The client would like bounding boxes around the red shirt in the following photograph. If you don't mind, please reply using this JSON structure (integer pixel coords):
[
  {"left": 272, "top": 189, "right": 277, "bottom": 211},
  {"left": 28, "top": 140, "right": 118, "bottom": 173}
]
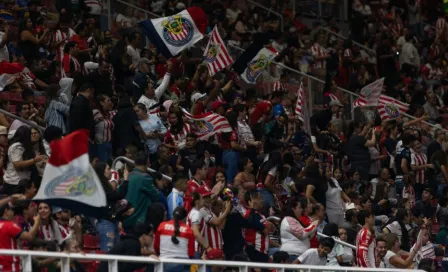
[
  {"left": 217, "top": 130, "right": 238, "bottom": 150},
  {"left": 243, "top": 209, "right": 269, "bottom": 254},
  {"left": 300, "top": 215, "right": 318, "bottom": 248},
  {"left": 0, "top": 219, "right": 23, "bottom": 271},
  {"left": 154, "top": 220, "right": 195, "bottom": 258},
  {"left": 69, "top": 35, "right": 88, "bottom": 50}
]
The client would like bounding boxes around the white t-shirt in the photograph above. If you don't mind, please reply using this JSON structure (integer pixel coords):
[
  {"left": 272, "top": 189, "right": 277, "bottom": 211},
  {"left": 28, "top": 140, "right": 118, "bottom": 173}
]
[
  {"left": 326, "top": 236, "right": 344, "bottom": 266},
  {"left": 127, "top": 45, "right": 140, "bottom": 65},
  {"left": 383, "top": 250, "right": 397, "bottom": 268},
  {"left": 3, "top": 143, "right": 32, "bottom": 185},
  {"left": 298, "top": 248, "right": 327, "bottom": 266},
  {"left": 0, "top": 32, "right": 9, "bottom": 62}
]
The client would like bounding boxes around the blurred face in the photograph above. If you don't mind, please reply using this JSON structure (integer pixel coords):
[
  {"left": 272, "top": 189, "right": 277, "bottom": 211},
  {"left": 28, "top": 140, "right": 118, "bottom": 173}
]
[
  {"left": 215, "top": 172, "right": 225, "bottom": 184},
  {"left": 38, "top": 203, "right": 51, "bottom": 220},
  {"left": 413, "top": 140, "right": 421, "bottom": 152},
  {"left": 177, "top": 178, "right": 188, "bottom": 192},
  {"left": 353, "top": 171, "right": 360, "bottom": 181},
  {"left": 26, "top": 19, "right": 32, "bottom": 29},
  {"left": 3, "top": 207, "right": 14, "bottom": 220},
  {"left": 317, "top": 245, "right": 332, "bottom": 257},
  {"left": 168, "top": 113, "right": 178, "bottom": 125},
  {"left": 133, "top": 106, "right": 147, "bottom": 119},
  {"left": 334, "top": 169, "right": 342, "bottom": 180},
  {"left": 26, "top": 182, "right": 37, "bottom": 198},
  {"left": 380, "top": 168, "right": 390, "bottom": 181},
  {"left": 197, "top": 166, "right": 207, "bottom": 180},
  {"left": 422, "top": 190, "right": 431, "bottom": 202},
  {"left": 20, "top": 104, "right": 31, "bottom": 118},
  {"left": 362, "top": 199, "right": 372, "bottom": 211},
  {"left": 293, "top": 203, "right": 303, "bottom": 219},
  {"left": 245, "top": 159, "right": 253, "bottom": 172},
  {"left": 159, "top": 147, "right": 170, "bottom": 162},
  {"left": 185, "top": 136, "right": 196, "bottom": 149},
  {"left": 377, "top": 241, "right": 387, "bottom": 258},
  {"left": 101, "top": 96, "right": 113, "bottom": 111},
  {"left": 104, "top": 164, "right": 112, "bottom": 180},
  {"left": 57, "top": 210, "right": 71, "bottom": 221},
  {"left": 99, "top": 62, "right": 110, "bottom": 75},
  {"left": 0, "top": 134, "right": 9, "bottom": 146},
  {"left": 251, "top": 193, "right": 263, "bottom": 210},
  {"left": 338, "top": 228, "right": 347, "bottom": 241},
  {"left": 139, "top": 63, "right": 149, "bottom": 74},
  {"left": 67, "top": 240, "right": 81, "bottom": 253},
  {"left": 422, "top": 231, "right": 430, "bottom": 244},
  {"left": 317, "top": 205, "right": 325, "bottom": 219}
]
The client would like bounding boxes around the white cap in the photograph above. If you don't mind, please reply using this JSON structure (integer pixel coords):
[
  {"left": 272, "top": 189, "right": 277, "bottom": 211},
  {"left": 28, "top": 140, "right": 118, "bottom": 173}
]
[{"left": 191, "top": 93, "right": 206, "bottom": 103}]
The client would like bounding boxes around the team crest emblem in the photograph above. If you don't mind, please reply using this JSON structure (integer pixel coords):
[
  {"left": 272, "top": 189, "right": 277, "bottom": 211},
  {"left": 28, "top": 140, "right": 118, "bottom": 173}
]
[
  {"left": 204, "top": 44, "right": 220, "bottom": 63},
  {"left": 44, "top": 166, "right": 97, "bottom": 197},
  {"left": 384, "top": 103, "right": 400, "bottom": 119},
  {"left": 246, "top": 54, "right": 275, "bottom": 83},
  {"left": 161, "top": 15, "right": 194, "bottom": 47},
  {"left": 193, "top": 120, "right": 214, "bottom": 133}
]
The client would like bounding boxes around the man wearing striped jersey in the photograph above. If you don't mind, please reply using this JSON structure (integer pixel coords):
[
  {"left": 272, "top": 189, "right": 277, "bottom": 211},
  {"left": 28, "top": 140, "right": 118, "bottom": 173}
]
[{"left": 356, "top": 210, "right": 376, "bottom": 268}]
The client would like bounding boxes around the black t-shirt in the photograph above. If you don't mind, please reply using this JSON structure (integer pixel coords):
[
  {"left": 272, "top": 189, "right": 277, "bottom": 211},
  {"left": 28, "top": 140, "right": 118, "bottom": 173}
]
[
  {"left": 395, "top": 146, "right": 411, "bottom": 176},
  {"left": 426, "top": 141, "right": 442, "bottom": 162},
  {"left": 178, "top": 147, "right": 204, "bottom": 175},
  {"left": 346, "top": 135, "right": 370, "bottom": 166}
]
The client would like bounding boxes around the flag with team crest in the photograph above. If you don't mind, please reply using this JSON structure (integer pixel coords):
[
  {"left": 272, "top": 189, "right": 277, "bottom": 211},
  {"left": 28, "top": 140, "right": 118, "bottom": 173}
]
[
  {"left": 140, "top": 7, "right": 208, "bottom": 59},
  {"left": 203, "top": 26, "right": 233, "bottom": 76}
]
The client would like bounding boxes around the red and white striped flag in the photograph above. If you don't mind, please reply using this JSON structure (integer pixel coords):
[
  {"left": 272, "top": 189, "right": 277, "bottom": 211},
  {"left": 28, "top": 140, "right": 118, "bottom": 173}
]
[
  {"left": 203, "top": 26, "right": 234, "bottom": 76},
  {"left": 377, "top": 94, "right": 409, "bottom": 120},
  {"left": 295, "top": 83, "right": 305, "bottom": 121},
  {"left": 0, "top": 61, "right": 24, "bottom": 91},
  {"left": 181, "top": 108, "right": 232, "bottom": 139},
  {"left": 272, "top": 81, "right": 284, "bottom": 92},
  {"left": 352, "top": 78, "right": 384, "bottom": 108}
]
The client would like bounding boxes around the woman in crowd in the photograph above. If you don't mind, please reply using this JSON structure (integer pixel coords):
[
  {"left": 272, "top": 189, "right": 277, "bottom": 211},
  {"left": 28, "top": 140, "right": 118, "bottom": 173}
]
[
  {"left": 92, "top": 95, "right": 115, "bottom": 162},
  {"left": 381, "top": 233, "right": 420, "bottom": 268},
  {"left": 234, "top": 157, "right": 256, "bottom": 190},
  {"left": 134, "top": 103, "right": 167, "bottom": 162},
  {"left": 257, "top": 151, "right": 283, "bottom": 209},
  {"left": 163, "top": 110, "right": 191, "bottom": 154},
  {"left": 382, "top": 208, "right": 412, "bottom": 252},
  {"left": 279, "top": 198, "right": 318, "bottom": 260},
  {"left": 3, "top": 126, "right": 46, "bottom": 194},
  {"left": 338, "top": 227, "right": 353, "bottom": 266},
  {"left": 155, "top": 207, "right": 194, "bottom": 272},
  {"left": 44, "top": 84, "right": 70, "bottom": 134},
  {"left": 0, "top": 100, "right": 11, "bottom": 128},
  {"left": 326, "top": 168, "right": 349, "bottom": 226},
  {"left": 18, "top": 18, "right": 50, "bottom": 65},
  {"left": 30, "top": 127, "right": 48, "bottom": 184}
]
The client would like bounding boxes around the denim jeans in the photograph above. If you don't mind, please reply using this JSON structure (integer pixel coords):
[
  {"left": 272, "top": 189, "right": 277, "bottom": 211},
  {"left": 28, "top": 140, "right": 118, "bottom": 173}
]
[
  {"left": 90, "top": 142, "right": 112, "bottom": 163},
  {"left": 96, "top": 219, "right": 119, "bottom": 252},
  {"left": 258, "top": 188, "right": 275, "bottom": 210},
  {"left": 222, "top": 150, "right": 239, "bottom": 183}
]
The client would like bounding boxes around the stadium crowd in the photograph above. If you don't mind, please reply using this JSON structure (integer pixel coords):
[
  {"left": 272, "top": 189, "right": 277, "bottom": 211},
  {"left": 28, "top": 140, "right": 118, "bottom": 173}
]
[{"left": 0, "top": 0, "right": 448, "bottom": 271}]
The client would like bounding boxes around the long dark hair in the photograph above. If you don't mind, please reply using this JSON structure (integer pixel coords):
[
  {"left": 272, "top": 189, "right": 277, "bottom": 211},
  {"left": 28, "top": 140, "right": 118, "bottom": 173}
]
[
  {"left": 93, "top": 162, "right": 111, "bottom": 188},
  {"left": 259, "top": 151, "right": 283, "bottom": 176},
  {"left": 4, "top": 126, "right": 34, "bottom": 169},
  {"left": 171, "top": 207, "right": 187, "bottom": 245},
  {"left": 168, "top": 111, "right": 184, "bottom": 134},
  {"left": 31, "top": 128, "right": 47, "bottom": 157},
  {"left": 395, "top": 208, "right": 410, "bottom": 251},
  {"left": 145, "top": 203, "right": 166, "bottom": 232},
  {"left": 323, "top": 222, "right": 339, "bottom": 237}
]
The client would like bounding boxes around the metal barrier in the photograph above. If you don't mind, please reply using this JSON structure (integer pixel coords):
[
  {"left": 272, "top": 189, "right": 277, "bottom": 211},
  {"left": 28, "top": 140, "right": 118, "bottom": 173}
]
[
  {"left": 0, "top": 249, "right": 423, "bottom": 272},
  {"left": 318, "top": 27, "right": 376, "bottom": 55},
  {"left": 0, "top": 108, "right": 45, "bottom": 131},
  {"left": 247, "top": 0, "right": 284, "bottom": 32}
]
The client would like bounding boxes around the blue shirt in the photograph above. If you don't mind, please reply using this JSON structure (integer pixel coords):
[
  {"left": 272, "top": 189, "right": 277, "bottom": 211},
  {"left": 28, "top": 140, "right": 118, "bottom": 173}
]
[
  {"left": 167, "top": 188, "right": 184, "bottom": 220},
  {"left": 138, "top": 114, "right": 167, "bottom": 154},
  {"left": 273, "top": 103, "right": 285, "bottom": 117}
]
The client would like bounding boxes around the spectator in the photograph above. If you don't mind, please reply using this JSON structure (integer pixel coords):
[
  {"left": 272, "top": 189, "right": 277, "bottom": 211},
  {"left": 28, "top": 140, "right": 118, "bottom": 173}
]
[
  {"left": 8, "top": 102, "right": 37, "bottom": 135},
  {"left": 356, "top": 210, "right": 376, "bottom": 268},
  {"left": 44, "top": 84, "right": 70, "bottom": 134},
  {"left": 88, "top": 60, "right": 113, "bottom": 97},
  {"left": 3, "top": 126, "right": 46, "bottom": 194},
  {"left": 92, "top": 94, "right": 115, "bottom": 162},
  {"left": 380, "top": 232, "right": 420, "bottom": 268},
  {"left": 137, "top": 60, "right": 172, "bottom": 111},
  {"left": 322, "top": 223, "right": 344, "bottom": 266},
  {"left": 167, "top": 173, "right": 188, "bottom": 220},
  {"left": 97, "top": 223, "right": 155, "bottom": 272},
  {"left": 184, "top": 159, "right": 210, "bottom": 213},
  {"left": 123, "top": 151, "right": 160, "bottom": 231},
  {"left": 293, "top": 237, "right": 335, "bottom": 265},
  {"left": 68, "top": 83, "right": 94, "bottom": 133},
  {"left": 338, "top": 227, "right": 353, "bottom": 266}
]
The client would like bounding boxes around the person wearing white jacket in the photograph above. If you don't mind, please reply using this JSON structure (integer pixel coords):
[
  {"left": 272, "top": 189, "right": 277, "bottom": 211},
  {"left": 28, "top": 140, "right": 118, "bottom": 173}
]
[
  {"left": 137, "top": 60, "right": 172, "bottom": 112},
  {"left": 280, "top": 198, "right": 319, "bottom": 261}
]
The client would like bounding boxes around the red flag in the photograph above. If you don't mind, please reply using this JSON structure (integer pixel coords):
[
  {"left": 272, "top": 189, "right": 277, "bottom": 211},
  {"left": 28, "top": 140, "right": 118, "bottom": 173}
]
[
  {"left": 352, "top": 78, "right": 384, "bottom": 108},
  {"left": 295, "top": 83, "right": 305, "bottom": 121},
  {"left": 203, "top": 26, "right": 234, "bottom": 76},
  {"left": 0, "top": 61, "right": 24, "bottom": 91},
  {"left": 182, "top": 108, "right": 232, "bottom": 139}
]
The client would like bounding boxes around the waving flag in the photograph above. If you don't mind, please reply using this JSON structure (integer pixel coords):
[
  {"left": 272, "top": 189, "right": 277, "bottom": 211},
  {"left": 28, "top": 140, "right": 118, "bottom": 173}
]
[
  {"left": 203, "top": 26, "right": 233, "bottom": 76},
  {"left": 352, "top": 78, "right": 384, "bottom": 108},
  {"left": 33, "top": 130, "right": 106, "bottom": 217},
  {"left": 181, "top": 108, "right": 232, "bottom": 139},
  {"left": 295, "top": 83, "right": 305, "bottom": 121},
  {"left": 377, "top": 94, "right": 410, "bottom": 120},
  {"left": 0, "top": 61, "right": 24, "bottom": 91},
  {"left": 140, "top": 7, "right": 207, "bottom": 59},
  {"left": 232, "top": 32, "right": 277, "bottom": 84}
]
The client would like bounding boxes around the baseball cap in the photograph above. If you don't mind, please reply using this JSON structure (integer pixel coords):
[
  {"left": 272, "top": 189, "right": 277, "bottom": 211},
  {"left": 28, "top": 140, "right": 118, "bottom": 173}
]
[
  {"left": 329, "top": 100, "right": 343, "bottom": 107},
  {"left": 211, "top": 100, "right": 226, "bottom": 111},
  {"left": 163, "top": 100, "right": 173, "bottom": 113},
  {"left": 0, "top": 126, "right": 7, "bottom": 136},
  {"left": 196, "top": 186, "right": 212, "bottom": 197},
  {"left": 137, "top": 58, "right": 152, "bottom": 66},
  {"left": 191, "top": 93, "right": 206, "bottom": 103},
  {"left": 52, "top": 206, "right": 62, "bottom": 214}
]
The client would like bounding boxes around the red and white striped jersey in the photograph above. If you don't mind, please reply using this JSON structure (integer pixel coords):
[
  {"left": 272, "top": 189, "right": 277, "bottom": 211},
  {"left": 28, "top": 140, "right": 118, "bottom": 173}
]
[
  {"left": 200, "top": 207, "right": 223, "bottom": 250},
  {"left": 403, "top": 185, "right": 415, "bottom": 208},
  {"left": 243, "top": 209, "right": 269, "bottom": 254},
  {"left": 164, "top": 123, "right": 192, "bottom": 151},
  {"left": 57, "top": 223, "right": 71, "bottom": 239},
  {"left": 311, "top": 43, "right": 328, "bottom": 69},
  {"left": 187, "top": 207, "right": 206, "bottom": 252},
  {"left": 53, "top": 29, "right": 76, "bottom": 62},
  {"left": 411, "top": 152, "right": 427, "bottom": 184},
  {"left": 356, "top": 227, "right": 376, "bottom": 268},
  {"left": 61, "top": 54, "right": 82, "bottom": 78},
  {"left": 422, "top": 63, "right": 443, "bottom": 80},
  {"left": 343, "top": 48, "right": 352, "bottom": 58},
  {"left": 154, "top": 220, "right": 195, "bottom": 259},
  {"left": 0, "top": 219, "right": 23, "bottom": 272},
  {"left": 38, "top": 224, "right": 55, "bottom": 242},
  {"left": 272, "top": 81, "right": 284, "bottom": 92},
  {"left": 19, "top": 67, "right": 36, "bottom": 90}
]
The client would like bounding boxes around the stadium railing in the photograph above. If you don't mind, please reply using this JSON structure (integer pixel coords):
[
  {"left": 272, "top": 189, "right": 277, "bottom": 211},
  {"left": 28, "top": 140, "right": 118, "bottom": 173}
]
[{"left": 0, "top": 249, "right": 423, "bottom": 272}]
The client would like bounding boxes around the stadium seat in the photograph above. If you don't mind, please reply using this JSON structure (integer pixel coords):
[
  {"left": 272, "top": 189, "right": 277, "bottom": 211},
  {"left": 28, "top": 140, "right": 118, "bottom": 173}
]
[{"left": 83, "top": 234, "right": 100, "bottom": 250}]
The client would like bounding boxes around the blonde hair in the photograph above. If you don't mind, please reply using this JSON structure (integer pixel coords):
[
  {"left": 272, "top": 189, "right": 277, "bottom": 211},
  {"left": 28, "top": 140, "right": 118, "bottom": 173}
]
[{"left": 383, "top": 233, "right": 399, "bottom": 250}]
